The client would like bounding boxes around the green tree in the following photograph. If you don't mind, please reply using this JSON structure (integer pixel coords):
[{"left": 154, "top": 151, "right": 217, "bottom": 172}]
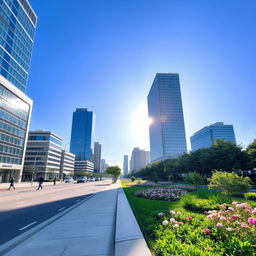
[
  {"left": 208, "top": 171, "right": 251, "bottom": 202},
  {"left": 183, "top": 172, "right": 206, "bottom": 185},
  {"left": 247, "top": 139, "right": 256, "bottom": 169},
  {"left": 131, "top": 176, "right": 136, "bottom": 182},
  {"left": 106, "top": 166, "right": 121, "bottom": 183}
]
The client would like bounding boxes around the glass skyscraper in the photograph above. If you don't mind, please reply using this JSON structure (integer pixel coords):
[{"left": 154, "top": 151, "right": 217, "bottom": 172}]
[
  {"left": 190, "top": 122, "right": 236, "bottom": 151},
  {"left": 148, "top": 73, "right": 187, "bottom": 162},
  {"left": 0, "top": 0, "right": 37, "bottom": 182},
  {"left": 70, "top": 108, "right": 94, "bottom": 161}
]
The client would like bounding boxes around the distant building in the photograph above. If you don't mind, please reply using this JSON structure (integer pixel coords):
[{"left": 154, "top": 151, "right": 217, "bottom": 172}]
[
  {"left": 74, "top": 160, "right": 94, "bottom": 174},
  {"left": 130, "top": 148, "right": 150, "bottom": 172},
  {"left": 70, "top": 108, "right": 94, "bottom": 161},
  {"left": 190, "top": 122, "right": 236, "bottom": 151},
  {"left": 93, "top": 142, "right": 101, "bottom": 173},
  {"left": 23, "top": 131, "right": 62, "bottom": 180},
  {"left": 0, "top": 0, "right": 37, "bottom": 182},
  {"left": 60, "top": 150, "right": 75, "bottom": 179},
  {"left": 148, "top": 73, "right": 187, "bottom": 162},
  {"left": 123, "top": 155, "right": 129, "bottom": 176},
  {"left": 100, "top": 159, "right": 108, "bottom": 173}
]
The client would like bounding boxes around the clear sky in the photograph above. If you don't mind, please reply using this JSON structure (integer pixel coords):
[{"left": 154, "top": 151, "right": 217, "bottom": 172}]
[{"left": 28, "top": 0, "right": 256, "bottom": 168}]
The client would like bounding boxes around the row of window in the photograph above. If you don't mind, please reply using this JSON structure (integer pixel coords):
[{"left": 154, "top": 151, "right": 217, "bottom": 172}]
[
  {"left": 0, "top": 119, "right": 25, "bottom": 137},
  {"left": 0, "top": 131, "right": 24, "bottom": 146},
  {"left": 0, "top": 66, "right": 24, "bottom": 91},
  {"left": 1, "top": 2, "right": 33, "bottom": 52},
  {"left": 0, "top": 143, "right": 22, "bottom": 155},
  {"left": 0, "top": 108, "right": 27, "bottom": 129},
  {"left": 0, "top": 154, "right": 21, "bottom": 164},
  {"left": 0, "top": 15, "right": 32, "bottom": 61},
  {"left": 5, "top": 0, "right": 36, "bottom": 38},
  {"left": 28, "top": 135, "right": 62, "bottom": 146}
]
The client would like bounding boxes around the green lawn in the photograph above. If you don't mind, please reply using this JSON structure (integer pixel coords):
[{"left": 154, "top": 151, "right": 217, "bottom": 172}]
[{"left": 121, "top": 180, "right": 256, "bottom": 255}]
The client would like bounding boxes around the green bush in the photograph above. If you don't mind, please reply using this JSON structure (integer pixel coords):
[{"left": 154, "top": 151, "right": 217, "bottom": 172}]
[
  {"left": 183, "top": 172, "right": 206, "bottom": 185},
  {"left": 244, "top": 192, "right": 256, "bottom": 200},
  {"left": 131, "top": 176, "right": 136, "bottom": 182}
]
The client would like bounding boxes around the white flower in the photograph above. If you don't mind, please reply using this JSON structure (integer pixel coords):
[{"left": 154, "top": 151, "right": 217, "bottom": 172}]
[
  {"left": 173, "top": 224, "right": 179, "bottom": 228},
  {"left": 228, "top": 207, "right": 234, "bottom": 211},
  {"left": 176, "top": 211, "right": 181, "bottom": 215},
  {"left": 226, "top": 227, "right": 233, "bottom": 231},
  {"left": 170, "top": 210, "right": 176, "bottom": 215},
  {"left": 162, "top": 220, "right": 169, "bottom": 226},
  {"left": 169, "top": 218, "right": 176, "bottom": 223}
]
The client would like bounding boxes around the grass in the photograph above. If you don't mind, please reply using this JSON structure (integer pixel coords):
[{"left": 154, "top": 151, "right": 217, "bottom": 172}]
[{"left": 121, "top": 179, "right": 256, "bottom": 255}]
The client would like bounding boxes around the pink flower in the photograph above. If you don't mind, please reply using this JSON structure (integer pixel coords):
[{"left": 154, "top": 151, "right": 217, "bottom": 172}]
[
  {"left": 169, "top": 218, "right": 176, "bottom": 223},
  {"left": 187, "top": 216, "right": 193, "bottom": 220},
  {"left": 241, "top": 223, "right": 250, "bottom": 228},
  {"left": 220, "top": 216, "right": 227, "bottom": 221},
  {"left": 252, "top": 208, "right": 256, "bottom": 214},
  {"left": 226, "top": 227, "right": 233, "bottom": 231},
  {"left": 202, "top": 228, "right": 211, "bottom": 234},
  {"left": 232, "top": 202, "right": 238, "bottom": 205},
  {"left": 248, "top": 217, "right": 256, "bottom": 225},
  {"left": 231, "top": 215, "right": 240, "bottom": 220},
  {"left": 216, "top": 223, "right": 223, "bottom": 228}
]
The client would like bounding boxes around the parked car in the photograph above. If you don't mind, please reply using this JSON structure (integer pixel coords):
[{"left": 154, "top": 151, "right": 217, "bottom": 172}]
[
  {"left": 88, "top": 177, "right": 95, "bottom": 182},
  {"left": 64, "top": 177, "right": 74, "bottom": 183},
  {"left": 77, "top": 176, "right": 87, "bottom": 183},
  {"left": 95, "top": 177, "right": 100, "bottom": 181}
]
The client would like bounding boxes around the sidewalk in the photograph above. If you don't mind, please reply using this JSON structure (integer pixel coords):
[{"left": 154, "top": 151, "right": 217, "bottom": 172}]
[
  {"left": 4, "top": 182, "right": 119, "bottom": 256},
  {"left": 0, "top": 182, "right": 62, "bottom": 190}
]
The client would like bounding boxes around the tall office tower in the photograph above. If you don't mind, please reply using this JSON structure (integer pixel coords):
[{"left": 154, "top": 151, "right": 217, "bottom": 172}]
[
  {"left": 148, "top": 73, "right": 187, "bottom": 162},
  {"left": 190, "top": 122, "right": 236, "bottom": 151},
  {"left": 23, "top": 131, "right": 62, "bottom": 180},
  {"left": 0, "top": 0, "right": 37, "bottom": 182},
  {"left": 123, "top": 155, "right": 129, "bottom": 176},
  {"left": 70, "top": 108, "right": 94, "bottom": 161},
  {"left": 130, "top": 147, "right": 150, "bottom": 172},
  {"left": 93, "top": 142, "right": 101, "bottom": 173},
  {"left": 100, "top": 159, "right": 108, "bottom": 173}
]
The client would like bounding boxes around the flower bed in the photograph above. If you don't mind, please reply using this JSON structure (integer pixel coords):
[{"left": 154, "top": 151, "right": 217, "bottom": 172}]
[
  {"left": 134, "top": 187, "right": 186, "bottom": 201},
  {"left": 155, "top": 202, "right": 256, "bottom": 255}
]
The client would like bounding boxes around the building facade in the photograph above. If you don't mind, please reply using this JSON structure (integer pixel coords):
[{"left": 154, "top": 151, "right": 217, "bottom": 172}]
[
  {"left": 123, "top": 155, "right": 128, "bottom": 176},
  {"left": 70, "top": 108, "right": 93, "bottom": 161},
  {"left": 60, "top": 150, "right": 75, "bottom": 179},
  {"left": 100, "top": 159, "right": 108, "bottom": 173},
  {"left": 74, "top": 160, "right": 94, "bottom": 175},
  {"left": 130, "top": 147, "right": 150, "bottom": 172},
  {"left": 190, "top": 122, "right": 236, "bottom": 151},
  {"left": 0, "top": 0, "right": 37, "bottom": 182},
  {"left": 93, "top": 142, "right": 101, "bottom": 173},
  {"left": 23, "top": 131, "right": 62, "bottom": 180},
  {"left": 148, "top": 73, "right": 187, "bottom": 162}
]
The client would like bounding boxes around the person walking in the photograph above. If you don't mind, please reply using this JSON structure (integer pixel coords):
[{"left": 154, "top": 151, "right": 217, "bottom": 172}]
[
  {"left": 8, "top": 177, "right": 15, "bottom": 190},
  {"left": 37, "top": 176, "right": 44, "bottom": 190},
  {"left": 53, "top": 177, "right": 56, "bottom": 186}
]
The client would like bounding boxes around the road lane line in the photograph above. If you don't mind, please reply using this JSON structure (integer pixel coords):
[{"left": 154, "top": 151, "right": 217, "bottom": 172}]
[
  {"left": 58, "top": 207, "right": 66, "bottom": 212},
  {"left": 19, "top": 221, "right": 37, "bottom": 231}
]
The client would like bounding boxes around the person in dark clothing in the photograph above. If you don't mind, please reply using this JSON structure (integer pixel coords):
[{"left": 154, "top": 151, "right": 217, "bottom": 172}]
[
  {"left": 53, "top": 177, "right": 56, "bottom": 186},
  {"left": 8, "top": 177, "right": 15, "bottom": 190},
  {"left": 37, "top": 176, "right": 44, "bottom": 190}
]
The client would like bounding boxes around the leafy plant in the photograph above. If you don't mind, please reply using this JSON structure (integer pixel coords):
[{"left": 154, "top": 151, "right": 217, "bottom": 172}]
[
  {"left": 244, "top": 192, "right": 256, "bottom": 200},
  {"left": 183, "top": 172, "right": 206, "bottom": 185},
  {"left": 131, "top": 176, "right": 136, "bottom": 182}
]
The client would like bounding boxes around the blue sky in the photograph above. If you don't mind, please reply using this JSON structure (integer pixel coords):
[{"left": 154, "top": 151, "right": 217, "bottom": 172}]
[{"left": 28, "top": 0, "right": 256, "bottom": 167}]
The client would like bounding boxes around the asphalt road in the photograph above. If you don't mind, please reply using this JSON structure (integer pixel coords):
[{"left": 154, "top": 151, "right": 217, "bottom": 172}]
[{"left": 0, "top": 180, "right": 110, "bottom": 245}]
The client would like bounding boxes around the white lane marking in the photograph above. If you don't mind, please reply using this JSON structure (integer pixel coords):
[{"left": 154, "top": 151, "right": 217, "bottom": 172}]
[
  {"left": 58, "top": 207, "right": 66, "bottom": 212},
  {"left": 19, "top": 221, "right": 37, "bottom": 231}
]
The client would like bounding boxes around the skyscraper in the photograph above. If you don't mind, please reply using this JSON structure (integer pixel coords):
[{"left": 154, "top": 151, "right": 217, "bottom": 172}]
[
  {"left": 148, "top": 73, "right": 187, "bottom": 162},
  {"left": 93, "top": 142, "right": 101, "bottom": 173},
  {"left": 123, "top": 155, "right": 128, "bottom": 176},
  {"left": 70, "top": 108, "right": 94, "bottom": 161},
  {"left": 130, "top": 147, "right": 150, "bottom": 172},
  {"left": 0, "top": 0, "right": 37, "bottom": 182},
  {"left": 190, "top": 122, "right": 236, "bottom": 151}
]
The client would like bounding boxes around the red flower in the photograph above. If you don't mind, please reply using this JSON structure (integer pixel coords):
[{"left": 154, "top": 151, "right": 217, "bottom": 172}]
[{"left": 187, "top": 216, "right": 193, "bottom": 220}]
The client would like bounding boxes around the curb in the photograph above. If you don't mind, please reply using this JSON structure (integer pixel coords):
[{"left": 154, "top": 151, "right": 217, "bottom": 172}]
[
  {"left": 115, "top": 185, "right": 152, "bottom": 256},
  {"left": 0, "top": 193, "right": 95, "bottom": 256}
]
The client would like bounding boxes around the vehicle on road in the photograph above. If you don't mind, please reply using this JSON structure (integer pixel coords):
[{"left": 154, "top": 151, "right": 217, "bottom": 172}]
[
  {"left": 64, "top": 177, "right": 74, "bottom": 183},
  {"left": 95, "top": 177, "right": 100, "bottom": 181},
  {"left": 88, "top": 177, "right": 95, "bottom": 182},
  {"left": 77, "top": 176, "right": 87, "bottom": 183}
]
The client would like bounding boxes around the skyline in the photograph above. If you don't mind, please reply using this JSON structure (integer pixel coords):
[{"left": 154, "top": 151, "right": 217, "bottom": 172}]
[{"left": 27, "top": 0, "right": 256, "bottom": 167}]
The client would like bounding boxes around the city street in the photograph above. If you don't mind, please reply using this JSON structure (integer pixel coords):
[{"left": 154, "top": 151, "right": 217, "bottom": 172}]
[{"left": 0, "top": 180, "right": 111, "bottom": 245}]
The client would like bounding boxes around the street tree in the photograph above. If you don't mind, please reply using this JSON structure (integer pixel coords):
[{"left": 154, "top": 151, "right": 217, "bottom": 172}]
[{"left": 106, "top": 166, "right": 121, "bottom": 183}]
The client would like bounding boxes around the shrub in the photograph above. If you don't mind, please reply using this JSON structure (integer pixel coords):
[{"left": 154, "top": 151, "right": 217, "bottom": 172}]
[
  {"left": 183, "top": 172, "right": 206, "bottom": 185},
  {"left": 169, "top": 184, "right": 197, "bottom": 192},
  {"left": 244, "top": 192, "right": 256, "bottom": 200},
  {"left": 136, "top": 177, "right": 142, "bottom": 184},
  {"left": 131, "top": 176, "right": 136, "bottom": 182},
  {"left": 208, "top": 171, "right": 251, "bottom": 201},
  {"left": 134, "top": 187, "right": 186, "bottom": 201}
]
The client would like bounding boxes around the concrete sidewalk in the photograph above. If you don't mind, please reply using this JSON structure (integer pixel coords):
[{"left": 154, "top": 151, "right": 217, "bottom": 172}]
[{"left": 4, "top": 182, "right": 119, "bottom": 256}]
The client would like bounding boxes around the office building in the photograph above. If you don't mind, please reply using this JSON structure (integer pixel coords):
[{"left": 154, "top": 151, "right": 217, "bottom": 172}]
[
  {"left": 123, "top": 155, "right": 128, "bottom": 175},
  {"left": 100, "top": 159, "right": 108, "bottom": 173},
  {"left": 148, "top": 73, "right": 187, "bottom": 162},
  {"left": 70, "top": 108, "right": 93, "bottom": 161},
  {"left": 130, "top": 147, "right": 150, "bottom": 172},
  {"left": 93, "top": 142, "right": 101, "bottom": 173},
  {"left": 74, "top": 160, "right": 94, "bottom": 174},
  {"left": 60, "top": 150, "right": 75, "bottom": 179},
  {"left": 23, "top": 130, "right": 62, "bottom": 180},
  {"left": 190, "top": 122, "right": 236, "bottom": 151},
  {"left": 0, "top": 0, "right": 37, "bottom": 182}
]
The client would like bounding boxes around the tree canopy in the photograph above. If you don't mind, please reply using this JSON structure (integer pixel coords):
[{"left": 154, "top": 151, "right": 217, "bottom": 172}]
[{"left": 106, "top": 166, "right": 121, "bottom": 183}]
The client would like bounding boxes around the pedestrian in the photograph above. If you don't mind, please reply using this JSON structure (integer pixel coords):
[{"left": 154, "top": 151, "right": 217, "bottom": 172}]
[
  {"left": 37, "top": 176, "right": 44, "bottom": 190},
  {"left": 8, "top": 177, "right": 15, "bottom": 190},
  {"left": 53, "top": 177, "right": 56, "bottom": 186}
]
